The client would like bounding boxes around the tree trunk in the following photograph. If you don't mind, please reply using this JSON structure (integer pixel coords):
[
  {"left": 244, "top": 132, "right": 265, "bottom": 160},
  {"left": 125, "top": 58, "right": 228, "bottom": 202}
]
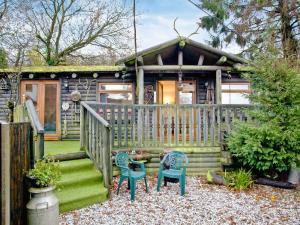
[{"left": 279, "top": 0, "right": 298, "bottom": 58}]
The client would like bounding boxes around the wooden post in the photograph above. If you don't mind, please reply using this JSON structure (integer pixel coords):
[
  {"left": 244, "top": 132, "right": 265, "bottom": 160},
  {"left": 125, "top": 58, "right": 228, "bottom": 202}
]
[
  {"left": 178, "top": 51, "right": 183, "bottom": 66},
  {"left": 157, "top": 54, "right": 163, "bottom": 65},
  {"left": 80, "top": 104, "right": 86, "bottom": 150},
  {"left": 1, "top": 122, "right": 10, "bottom": 225},
  {"left": 216, "top": 69, "right": 222, "bottom": 104},
  {"left": 198, "top": 55, "right": 204, "bottom": 65},
  {"left": 137, "top": 68, "right": 144, "bottom": 146}
]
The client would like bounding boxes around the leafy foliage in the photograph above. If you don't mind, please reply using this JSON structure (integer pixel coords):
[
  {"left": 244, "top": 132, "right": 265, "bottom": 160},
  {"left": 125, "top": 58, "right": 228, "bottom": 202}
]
[
  {"left": 224, "top": 169, "right": 253, "bottom": 190},
  {"left": 190, "top": 0, "right": 300, "bottom": 58},
  {"left": 28, "top": 159, "right": 61, "bottom": 188},
  {"left": 227, "top": 58, "right": 300, "bottom": 176}
]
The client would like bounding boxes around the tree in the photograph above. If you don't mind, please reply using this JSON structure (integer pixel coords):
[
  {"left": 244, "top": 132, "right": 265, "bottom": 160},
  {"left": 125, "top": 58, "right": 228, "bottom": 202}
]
[
  {"left": 24, "top": 0, "right": 132, "bottom": 66},
  {"left": 0, "top": 48, "right": 8, "bottom": 68},
  {"left": 188, "top": 0, "right": 300, "bottom": 59},
  {"left": 227, "top": 58, "right": 300, "bottom": 177}
]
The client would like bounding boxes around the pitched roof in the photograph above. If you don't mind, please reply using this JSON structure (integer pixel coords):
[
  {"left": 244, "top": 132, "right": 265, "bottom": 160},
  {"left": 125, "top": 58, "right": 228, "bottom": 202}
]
[{"left": 116, "top": 37, "right": 247, "bottom": 66}]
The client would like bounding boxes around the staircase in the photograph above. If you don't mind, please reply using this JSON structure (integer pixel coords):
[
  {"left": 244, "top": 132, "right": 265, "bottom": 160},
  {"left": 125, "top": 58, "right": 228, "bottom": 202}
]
[{"left": 55, "top": 158, "right": 108, "bottom": 213}]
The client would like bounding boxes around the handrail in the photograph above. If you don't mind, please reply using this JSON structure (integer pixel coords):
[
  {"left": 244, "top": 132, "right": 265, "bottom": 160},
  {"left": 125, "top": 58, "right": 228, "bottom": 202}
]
[
  {"left": 80, "top": 101, "right": 112, "bottom": 189},
  {"left": 81, "top": 102, "right": 110, "bottom": 127},
  {"left": 25, "top": 100, "right": 44, "bottom": 159}
]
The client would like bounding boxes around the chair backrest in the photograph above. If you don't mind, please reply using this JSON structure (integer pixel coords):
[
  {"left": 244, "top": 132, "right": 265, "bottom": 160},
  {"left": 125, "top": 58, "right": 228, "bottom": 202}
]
[
  {"left": 163, "top": 151, "right": 188, "bottom": 170},
  {"left": 115, "top": 152, "right": 129, "bottom": 173}
]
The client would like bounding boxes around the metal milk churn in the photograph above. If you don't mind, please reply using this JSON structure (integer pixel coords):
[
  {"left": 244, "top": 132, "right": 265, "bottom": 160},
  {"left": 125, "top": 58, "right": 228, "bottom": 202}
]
[{"left": 26, "top": 186, "right": 59, "bottom": 225}]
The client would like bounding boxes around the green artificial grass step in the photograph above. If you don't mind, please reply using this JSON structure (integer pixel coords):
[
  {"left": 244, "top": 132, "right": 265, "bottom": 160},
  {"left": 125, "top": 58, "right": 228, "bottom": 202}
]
[
  {"left": 45, "top": 140, "right": 80, "bottom": 155},
  {"left": 55, "top": 182, "right": 108, "bottom": 213},
  {"left": 56, "top": 158, "right": 108, "bottom": 213},
  {"left": 59, "top": 158, "right": 95, "bottom": 173},
  {"left": 58, "top": 169, "right": 103, "bottom": 188}
]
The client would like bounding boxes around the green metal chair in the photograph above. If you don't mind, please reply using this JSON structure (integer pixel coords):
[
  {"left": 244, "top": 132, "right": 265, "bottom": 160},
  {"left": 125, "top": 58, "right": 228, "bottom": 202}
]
[
  {"left": 157, "top": 151, "right": 188, "bottom": 196},
  {"left": 115, "top": 152, "right": 148, "bottom": 201}
]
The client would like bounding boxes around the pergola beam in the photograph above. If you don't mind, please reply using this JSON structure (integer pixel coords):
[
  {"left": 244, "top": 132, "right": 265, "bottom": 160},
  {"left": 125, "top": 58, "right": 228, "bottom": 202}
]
[{"left": 216, "top": 56, "right": 227, "bottom": 65}]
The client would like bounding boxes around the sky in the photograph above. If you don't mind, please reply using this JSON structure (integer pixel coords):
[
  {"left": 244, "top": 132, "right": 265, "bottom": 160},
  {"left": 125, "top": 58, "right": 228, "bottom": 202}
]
[{"left": 134, "top": 0, "right": 241, "bottom": 54}]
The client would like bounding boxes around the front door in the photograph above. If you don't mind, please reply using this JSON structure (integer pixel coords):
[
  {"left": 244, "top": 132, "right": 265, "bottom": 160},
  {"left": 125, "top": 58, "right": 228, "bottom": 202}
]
[{"left": 21, "top": 81, "right": 60, "bottom": 140}]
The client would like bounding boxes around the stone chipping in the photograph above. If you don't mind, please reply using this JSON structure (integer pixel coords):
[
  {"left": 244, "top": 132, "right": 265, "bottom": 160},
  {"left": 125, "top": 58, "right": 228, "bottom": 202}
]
[{"left": 59, "top": 176, "right": 300, "bottom": 225}]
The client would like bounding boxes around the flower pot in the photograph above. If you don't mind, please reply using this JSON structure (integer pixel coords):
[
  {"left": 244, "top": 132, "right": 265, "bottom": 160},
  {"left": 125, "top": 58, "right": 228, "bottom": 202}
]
[{"left": 26, "top": 186, "right": 59, "bottom": 225}]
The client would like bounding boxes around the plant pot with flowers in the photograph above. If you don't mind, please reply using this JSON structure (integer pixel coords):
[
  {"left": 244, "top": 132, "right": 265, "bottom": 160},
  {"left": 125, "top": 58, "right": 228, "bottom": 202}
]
[{"left": 26, "top": 159, "right": 61, "bottom": 225}]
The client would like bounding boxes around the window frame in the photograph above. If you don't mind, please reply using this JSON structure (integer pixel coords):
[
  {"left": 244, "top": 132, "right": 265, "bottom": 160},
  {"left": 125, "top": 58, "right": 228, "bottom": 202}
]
[
  {"left": 97, "top": 82, "right": 134, "bottom": 104},
  {"left": 221, "top": 82, "right": 251, "bottom": 104}
]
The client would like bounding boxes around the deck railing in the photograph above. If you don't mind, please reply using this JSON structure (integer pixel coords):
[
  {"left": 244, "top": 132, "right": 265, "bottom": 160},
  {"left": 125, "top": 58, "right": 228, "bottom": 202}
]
[
  {"left": 80, "top": 102, "right": 112, "bottom": 188},
  {"left": 84, "top": 102, "right": 253, "bottom": 149},
  {"left": 14, "top": 99, "right": 44, "bottom": 160}
]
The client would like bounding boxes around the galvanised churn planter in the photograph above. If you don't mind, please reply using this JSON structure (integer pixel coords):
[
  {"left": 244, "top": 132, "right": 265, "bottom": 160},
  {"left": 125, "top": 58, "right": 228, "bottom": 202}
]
[{"left": 26, "top": 186, "right": 59, "bottom": 225}]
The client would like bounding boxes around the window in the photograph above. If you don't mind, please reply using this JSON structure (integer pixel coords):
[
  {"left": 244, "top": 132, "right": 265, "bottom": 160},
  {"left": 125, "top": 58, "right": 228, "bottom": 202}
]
[
  {"left": 222, "top": 83, "right": 250, "bottom": 104},
  {"left": 98, "top": 83, "right": 133, "bottom": 104}
]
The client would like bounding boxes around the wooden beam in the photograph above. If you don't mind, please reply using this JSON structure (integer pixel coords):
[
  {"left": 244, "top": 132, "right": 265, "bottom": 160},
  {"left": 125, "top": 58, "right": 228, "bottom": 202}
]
[
  {"left": 178, "top": 51, "right": 183, "bottom": 66},
  {"left": 198, "top": 55, "right": 204, "bottom": 65},
  {"left": 216, "top": 69, "right": 222, "bottom": 104},
  {"left": 216, "top": 56, "right": 227, "bottom": 65},
  {"left": 157, "top": 54, "right": 163, "bottom": 65},
  {"left": 132, "top": 65, "right": 230, "bottom": 72}
]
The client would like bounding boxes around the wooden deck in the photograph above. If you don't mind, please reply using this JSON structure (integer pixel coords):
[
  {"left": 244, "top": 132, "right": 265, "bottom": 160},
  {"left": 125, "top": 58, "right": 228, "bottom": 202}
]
[{"left": 80, "top": 102, "right": 252, "bottom": 184}]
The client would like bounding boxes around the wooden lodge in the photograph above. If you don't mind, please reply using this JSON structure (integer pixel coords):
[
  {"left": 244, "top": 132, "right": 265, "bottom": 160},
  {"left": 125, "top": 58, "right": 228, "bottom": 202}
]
[{"left": 0, "top": 38, "right": 251, "bottom": 148}]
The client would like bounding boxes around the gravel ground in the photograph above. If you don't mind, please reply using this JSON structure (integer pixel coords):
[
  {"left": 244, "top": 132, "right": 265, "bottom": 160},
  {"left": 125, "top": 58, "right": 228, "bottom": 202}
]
[{"left": 60, "top": 176, "right": 300, "bottom": 225}]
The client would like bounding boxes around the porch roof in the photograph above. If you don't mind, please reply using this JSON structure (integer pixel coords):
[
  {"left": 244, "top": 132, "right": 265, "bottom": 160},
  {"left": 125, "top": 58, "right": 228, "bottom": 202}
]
[
  {"left": 0, "top": 65, "right": 124, "bottom": 74},
  {"left": 116, "top": 37, "right": 247, "bottom": 66}
]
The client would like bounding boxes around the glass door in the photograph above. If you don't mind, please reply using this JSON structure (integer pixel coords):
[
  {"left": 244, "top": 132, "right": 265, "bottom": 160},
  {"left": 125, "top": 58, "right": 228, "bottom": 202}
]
[{"left": 21, "top": 81, "right": 60, "bottom": 140}]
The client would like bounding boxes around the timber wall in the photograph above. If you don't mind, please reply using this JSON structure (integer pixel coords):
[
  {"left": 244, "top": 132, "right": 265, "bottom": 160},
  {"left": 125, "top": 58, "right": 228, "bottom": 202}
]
[{"left": 0, "top": 71, "right": 244, "bottom": 139}]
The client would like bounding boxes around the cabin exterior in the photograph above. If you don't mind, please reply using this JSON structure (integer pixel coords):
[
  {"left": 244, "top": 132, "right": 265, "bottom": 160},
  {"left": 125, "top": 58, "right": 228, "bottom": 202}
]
[{"left": 0, "top": 38, "right": 250, "bottom": 143}]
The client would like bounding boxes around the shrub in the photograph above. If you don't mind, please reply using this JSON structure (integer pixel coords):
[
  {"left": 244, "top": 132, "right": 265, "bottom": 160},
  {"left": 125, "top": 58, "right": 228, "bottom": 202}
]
[
  {"left": 224, "top": 169, "right": 253, "bottom": 190},
  {"left": 227, "top": 58, "right": 300, "bottom": 177},
  {"left": 28, "top": 159, "right": 61, "bottom": 188}
]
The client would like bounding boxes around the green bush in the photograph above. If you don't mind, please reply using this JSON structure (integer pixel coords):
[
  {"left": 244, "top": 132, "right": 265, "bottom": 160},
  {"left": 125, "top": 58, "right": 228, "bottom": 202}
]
[
  {"left": 227, "top": 58, "right": 300, "bottom": 176},
  {"left": 28, "top": 159, "right": 61, "bottom": 188},
  {"left": 224, "top": 169, "right": 253, "bottom": 190}
]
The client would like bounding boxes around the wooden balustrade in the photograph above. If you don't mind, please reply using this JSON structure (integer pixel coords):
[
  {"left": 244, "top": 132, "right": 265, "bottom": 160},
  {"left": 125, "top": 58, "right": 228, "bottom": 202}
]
[
  {"left": 83, "top": 102, "right": 252, "bottom": 149},
  {"left": 14, "top": 100, "right": 44, "bottom": 160},
  {"left": 80, "top": 102, "right": 112, "bottom": 188}
]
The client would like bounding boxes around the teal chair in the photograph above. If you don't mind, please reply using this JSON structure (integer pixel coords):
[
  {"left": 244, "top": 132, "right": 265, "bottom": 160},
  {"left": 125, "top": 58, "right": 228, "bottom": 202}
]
[
  {"left": 115, "top": 152, "right": 148, "bottom": 201},
  {"left": 157, "top": 151, "right": 188, "bottom": 196}
]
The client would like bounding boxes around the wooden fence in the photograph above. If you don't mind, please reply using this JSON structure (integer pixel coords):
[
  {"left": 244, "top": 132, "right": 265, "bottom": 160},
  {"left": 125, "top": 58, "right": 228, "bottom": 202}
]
[
  {"left": 80, "top": 102, "right": 112, "bottom": 188},
  {"left": 1, "top": 122, "right": 33, "bottom": 225},
  {"left": 84, "top": 103, "right": 252, "bottom": 149}
]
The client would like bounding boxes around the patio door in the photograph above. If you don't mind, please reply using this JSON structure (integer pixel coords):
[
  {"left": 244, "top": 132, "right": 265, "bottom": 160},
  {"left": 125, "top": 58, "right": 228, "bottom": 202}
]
[
  {"left": 21, "top": 81, "right": 60, "bottom": 140},
  {"left": 156, "top": 80, "right": 196, "bottom": 142}
]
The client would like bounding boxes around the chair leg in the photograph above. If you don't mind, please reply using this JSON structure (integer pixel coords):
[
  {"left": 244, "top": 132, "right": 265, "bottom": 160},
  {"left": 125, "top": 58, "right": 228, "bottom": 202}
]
[
  {"left": 144, "top": 177, "right": 148, "bottom": 193},
  {"left": 117, "top": 176, "right": 125, "bottom": 195},
  {"left": 127, "top": 178, "right": 130, "bottom": 190},
  {"left": 180, "top": 175, "right": 185, "bottom": 196},
  {"left": 130, "top": 178, "right": 136, "bottom": 202},
  {"left": 157, "top": 172, "right": 163, "bottom": 192}
]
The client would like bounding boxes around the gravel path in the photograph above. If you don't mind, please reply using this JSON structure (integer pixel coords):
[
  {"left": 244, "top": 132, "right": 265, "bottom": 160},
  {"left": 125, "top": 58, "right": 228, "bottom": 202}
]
[{"left": 60, "top": 176, "right": 300, "bottom": 225}]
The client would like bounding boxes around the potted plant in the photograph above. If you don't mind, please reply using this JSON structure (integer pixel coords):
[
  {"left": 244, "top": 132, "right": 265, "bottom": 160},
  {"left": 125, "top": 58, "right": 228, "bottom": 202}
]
[{"left": 26, "top": 159, "right": 61, "bottom": 225}]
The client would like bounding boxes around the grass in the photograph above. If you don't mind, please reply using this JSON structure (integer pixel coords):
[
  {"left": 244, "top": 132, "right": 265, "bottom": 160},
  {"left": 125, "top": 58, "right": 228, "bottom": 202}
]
[{"left": 45, "top": 140, "right": 80, "bottom": 155}]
